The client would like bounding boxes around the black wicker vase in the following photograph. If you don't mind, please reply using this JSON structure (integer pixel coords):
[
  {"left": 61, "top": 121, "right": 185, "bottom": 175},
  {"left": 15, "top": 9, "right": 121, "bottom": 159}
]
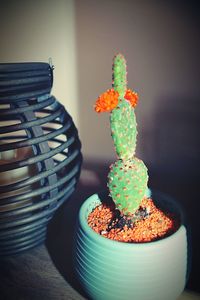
[{"left": 0, "top": 62, "right": 82, "bottom": 256}]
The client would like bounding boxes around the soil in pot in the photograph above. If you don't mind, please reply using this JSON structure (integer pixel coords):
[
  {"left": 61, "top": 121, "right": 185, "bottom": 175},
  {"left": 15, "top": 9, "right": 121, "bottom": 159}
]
[{"left": 87, "top": 196, "right": 180, "bottom": 243}]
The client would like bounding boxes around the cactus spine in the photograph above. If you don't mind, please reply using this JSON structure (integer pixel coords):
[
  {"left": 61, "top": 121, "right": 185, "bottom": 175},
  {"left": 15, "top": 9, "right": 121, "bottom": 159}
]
[{"left": 95, "top": 54, "right": 148, "bottom": 216}]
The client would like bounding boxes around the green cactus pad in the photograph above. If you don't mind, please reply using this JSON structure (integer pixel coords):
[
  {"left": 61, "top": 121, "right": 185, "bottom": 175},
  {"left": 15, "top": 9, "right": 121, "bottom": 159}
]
[
  {"left": 112, "top": 54, "right": 127, "bottom": 97},
  {"left": 108, "top": 157, "right": 148, "bottom": 215},
  {"left": 110, "top": 98, "right": 137, "bottom": 160}
]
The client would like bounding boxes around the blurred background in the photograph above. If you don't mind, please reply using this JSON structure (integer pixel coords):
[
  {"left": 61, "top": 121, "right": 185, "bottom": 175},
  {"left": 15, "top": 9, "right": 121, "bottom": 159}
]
[{"left": 0, "top": 0, "right": 199, "bottom": 294}]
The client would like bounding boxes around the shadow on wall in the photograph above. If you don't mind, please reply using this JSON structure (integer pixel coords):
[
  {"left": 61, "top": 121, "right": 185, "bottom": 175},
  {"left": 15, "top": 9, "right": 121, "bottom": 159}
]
[
  {"left": 152, "top": 96, "right": 199, "bottom": 179},
  {"left": 74, "top": 0, "right": 200, "bottom": 164},
  {"left": 148, "top": 95, "right": 200, "bottom": 293}
]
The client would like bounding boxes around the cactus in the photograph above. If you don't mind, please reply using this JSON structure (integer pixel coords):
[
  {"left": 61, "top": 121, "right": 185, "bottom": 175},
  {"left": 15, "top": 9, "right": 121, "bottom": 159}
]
[{"left": 95, "top": 54, "right": 148, "bottom": 216}]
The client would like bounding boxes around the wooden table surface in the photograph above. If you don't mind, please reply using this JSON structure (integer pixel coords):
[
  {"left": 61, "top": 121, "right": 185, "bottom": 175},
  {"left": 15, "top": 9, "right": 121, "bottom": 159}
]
[
  {"left": 0, "top": 244, "right": 85, "bottom": 300},
  {"left": 0, "top": 181, "right": 89, "bottom": 300},
  {"left": 0, "top": 164, "right": 199, "bottom": 299}
]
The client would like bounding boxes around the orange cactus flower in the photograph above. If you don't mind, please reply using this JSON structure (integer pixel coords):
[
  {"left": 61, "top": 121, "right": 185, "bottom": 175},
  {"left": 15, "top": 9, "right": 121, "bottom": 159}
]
[
  {"left": 124, "top": 89, "right": 138, "bottom": 108},
  {"left": 95, "top": 89, "right": 119, "bottom": 113},
  {"left": 94, "top": 88, "right": 138, "bottom": 113}
]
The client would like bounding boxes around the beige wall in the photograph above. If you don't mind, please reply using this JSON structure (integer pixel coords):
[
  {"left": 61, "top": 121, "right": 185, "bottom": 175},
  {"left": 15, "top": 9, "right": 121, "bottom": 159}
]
[
  {"left": 0, "top": 0, "right": 199, "bottom": 173},
  {"left": 0, "top": 0, "right": 79, "bottom": 127},
  {"left": 75, "top": 0, "right": 200, "bottom": 172}
]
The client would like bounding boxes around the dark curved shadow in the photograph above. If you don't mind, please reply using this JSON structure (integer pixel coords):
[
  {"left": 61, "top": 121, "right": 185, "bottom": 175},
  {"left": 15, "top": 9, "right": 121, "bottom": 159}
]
[{"left": 46, "top": 161, "right": 109, "bottom": 299}]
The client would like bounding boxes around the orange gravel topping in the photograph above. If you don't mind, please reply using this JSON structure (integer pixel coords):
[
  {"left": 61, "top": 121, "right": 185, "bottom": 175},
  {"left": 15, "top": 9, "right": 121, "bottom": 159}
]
[{"left": 87, "top": 198, "right": 179, "bottom": 243}]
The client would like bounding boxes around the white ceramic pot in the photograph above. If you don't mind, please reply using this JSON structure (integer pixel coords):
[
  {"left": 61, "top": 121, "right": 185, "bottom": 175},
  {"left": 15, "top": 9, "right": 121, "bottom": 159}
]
[{"left": 74, "top": 190, "right": 188, "bottom": 300}]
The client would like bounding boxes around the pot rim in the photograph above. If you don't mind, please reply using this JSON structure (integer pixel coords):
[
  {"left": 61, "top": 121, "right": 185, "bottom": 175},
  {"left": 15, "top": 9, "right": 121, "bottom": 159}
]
[{"left": 78, "top": 189, "right": 186, "bottom": 249}]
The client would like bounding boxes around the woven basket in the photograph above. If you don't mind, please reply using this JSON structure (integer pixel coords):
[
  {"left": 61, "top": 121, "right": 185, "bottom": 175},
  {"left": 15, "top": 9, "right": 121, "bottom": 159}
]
[{"left": 0, "top": 62, "right": 82, "bottom": 256}]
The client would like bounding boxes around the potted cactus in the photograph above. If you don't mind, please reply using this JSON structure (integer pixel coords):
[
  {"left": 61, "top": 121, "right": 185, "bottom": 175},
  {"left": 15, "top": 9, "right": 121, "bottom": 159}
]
[{"left": 74, "top": 54, "right": 188, "bottom": 300}]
